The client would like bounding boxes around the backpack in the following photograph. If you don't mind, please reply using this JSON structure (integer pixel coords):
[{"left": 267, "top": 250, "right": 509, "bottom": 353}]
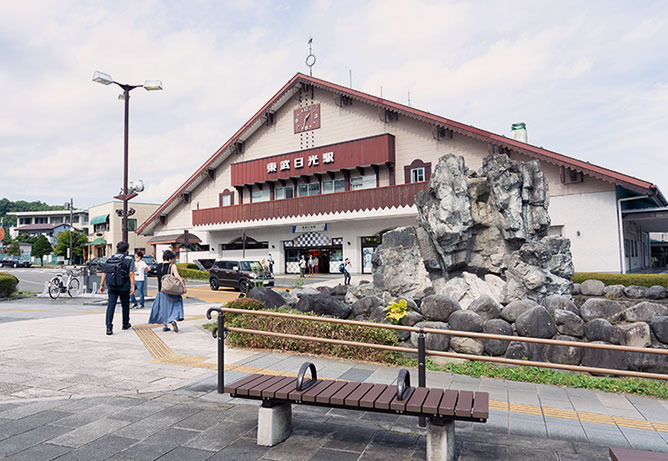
[
  {"left": 339, "top": 263, "right": 345, "bottom": 273},
  {"left": 103, "top": 254, "right": 131, "bottom": 289}
]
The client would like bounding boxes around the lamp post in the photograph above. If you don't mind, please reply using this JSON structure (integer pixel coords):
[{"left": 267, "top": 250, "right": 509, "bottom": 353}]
[
  {"left": 64, "top": 198, "right": 73, "bottom": 264},
  {"left": 92, "top": 71, "right": 162, "bottom": 243}
]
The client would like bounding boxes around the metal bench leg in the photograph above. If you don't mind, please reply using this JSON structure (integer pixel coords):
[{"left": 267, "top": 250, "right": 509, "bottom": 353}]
[
  {"left": 427, "top": 416, "right": 455, "bottom": 461},
  {"left": 257, "top": 401, "right": 292, "bottom": 446}
]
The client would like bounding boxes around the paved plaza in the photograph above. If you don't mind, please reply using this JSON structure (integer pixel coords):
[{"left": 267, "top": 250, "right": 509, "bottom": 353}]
[{"left": 0, "top": 293, "right": 667, "bottom": 460}]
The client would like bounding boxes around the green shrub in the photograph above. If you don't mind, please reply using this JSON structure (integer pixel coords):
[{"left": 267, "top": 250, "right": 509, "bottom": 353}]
[
  {"left": 0, "top": 272, "right": 19, "bottom": 298},
  {"left": 177, "top": 267, "right": 209, "bottom": 280},
  {"left": 572, "top": 272, "right": 668, "bottom": 288},
  {"left": 176, "top": 263, "right": 199, "bottom": 271}
]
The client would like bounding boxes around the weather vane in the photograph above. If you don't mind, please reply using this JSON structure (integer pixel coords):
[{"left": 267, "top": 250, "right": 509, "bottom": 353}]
[{"left": 305, "top": 37, "right": 316, "bottom": 77}]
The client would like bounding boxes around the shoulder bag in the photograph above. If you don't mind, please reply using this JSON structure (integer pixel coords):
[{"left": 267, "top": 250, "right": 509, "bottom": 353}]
[{"left": 161, "top": 264, "right": 184, "bottom": 296}]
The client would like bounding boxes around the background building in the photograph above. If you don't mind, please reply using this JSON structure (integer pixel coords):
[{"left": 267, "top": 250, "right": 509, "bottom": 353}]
[
  {"left": 9, "top": 209, "right": 89, "bottom": 240},
  {"left": 88, "top": 201, "right": 159, "bottom": 258}
]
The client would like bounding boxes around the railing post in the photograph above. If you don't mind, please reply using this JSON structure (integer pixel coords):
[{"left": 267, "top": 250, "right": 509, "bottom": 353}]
[
  {"left": 218, "top": 311, "right": 225, "bottom": 394},
  {"left": 418, "top": 327, "right": 426, "bottom": 428}
]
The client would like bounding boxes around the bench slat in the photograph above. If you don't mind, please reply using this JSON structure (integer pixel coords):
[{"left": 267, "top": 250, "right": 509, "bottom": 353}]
[
  {"left": 234, "top": 375, "right": 276, "bottom": 396},
  {"left": 301, "top": 380, "right": 337, "bottom": 403},
  {"left": 422, "top": 389, "right": 444, "bottom": 415},
  {"left": 223, "top": 373, "right": 263, "bottom": 394},
  {"left": 331, "top": 382, "right": 361, "bottom": 405},
  {"left": 610, "top": 447, "right": 668, "bottom": 461},
  {"left": 249, "top": 375, "right": 286, "bottom": 397},
  {"left": 316, "top": 381, "right": 348, "bottom": 404},
  {"left": 275, "top": 378, "right": 302, "bottom": 400},
  {"left": 375, "top": 385, "right": 398, "bottom": 410},
  {"left": 455, "top": 390, "right": 474, "bottom": 417},
  {"left": 390, "top": 387, "right": 415, "bottom": 412},
  {"left": 405, "top": 387, "right": 430, "bottom": 413},
  {"left": 261, "top": 377, "right": 296, "bottom": 398},
  {"left": 439, "top": 390, "right": 459, "bottom": 416},
  {"left": 289, "top": 380, "right": 323, "bottom": 400},
  {"left": 345, "top": 382, "right": 375, "bottom": 407},
  {"left": 359, "top": 384, "right": 388, "bottom": 409},
  {"left": 472, "top": 392, "right": 489, "bottom": 419}
]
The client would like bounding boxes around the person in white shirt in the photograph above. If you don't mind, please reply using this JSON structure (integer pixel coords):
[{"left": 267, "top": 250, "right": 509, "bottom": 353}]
[{"left": 130, "top": 251, "right": 150, "bottom": 308}]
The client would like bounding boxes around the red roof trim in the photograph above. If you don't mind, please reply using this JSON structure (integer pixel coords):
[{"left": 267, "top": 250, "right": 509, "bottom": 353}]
[{"left": 138, "top": 72, "right": 661, "bottom": 234}]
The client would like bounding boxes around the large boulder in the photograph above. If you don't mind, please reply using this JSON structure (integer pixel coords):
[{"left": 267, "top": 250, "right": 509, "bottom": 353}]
[
  {"left": 554, "top": 309, "right": 585, "bottom": 337},
  {"left": 624, "top": 301, "right": 668, "bottom": 322},
  {"left": 580, "top": 279, "right": 605, "bottom": 296},
  {"left": 247, "top": 287, "right": 286, "bottom": 310},
  {"left": 439, "top": 272, "right": 505, "bottom": 309},
  {"left": 410, "top": 321, "right": 450, "bottom": 351},
  {"left": 581, "top": 341, "right": 628, "bottom": 372},
  {"left": 617, "top": 322, "right": 651, "bottom": 348},
  {"left": 546, "top": 335, "right": 583, "bottom": 365},
  {"left": 624, "top": 285, "right": 647, "bottom": 299},
  {"left": 580, "top": 299, "right": 624, "bottom": 323},
  {"left": 292, "top": 288, "right": 320, "bottom": 298},
  {"left": 572, "top": 283, "right": 581, "bottom": 295},
  {"left": 468, "top": 295, "right": 502, "bottom": 321},
  {"left": 603, "top": 285, "right": 625, "bottom": 299},
  {"left": 505, "top": 341, "right": 545, "bottom": 362},
  {"left": 295, "top": 294, "right": 351, "bottom": 319},
  {"left": 645, "top": 285, "right": 667, "bottom": 300},
  {"left": 331, "top": 284, "right": 348, "bottom": 296},
  {"left": 351, "top": 296, "right": 384, "bottom": 319},
  {"left": 626, "top": 347, "right": 668, "bottom": 374},
  {"left": 419, "top": 294, "right": 461, "bottom": 322},
  {"left": 344, "top": 283, "right": 378, "bottom": 304},
  {"left": 482, "top": 319, "right": 513, "bottom": 356},
  {"left": 500, "top": 299, "right": 539, "bottom": 323},
  {"left": 541, "top": 295, "right": 579, "bottom": 316},
  {"left": 448, "top": 310, "right": 483, "bottom": 333},
  {"left": 651, "top": 316, "right": 668, "bottom": 343},
  {"left": 450, "top": 337, "right": 484, "bottom": 355},
  {"left": 400, "top": 311, "right": 425, "bottom": 327},
  {"left": 584, "top": 319, "right": 620, "bottom": 344},
  {"left": 515, "top": 306, "right": 556, "bottom": 338}
]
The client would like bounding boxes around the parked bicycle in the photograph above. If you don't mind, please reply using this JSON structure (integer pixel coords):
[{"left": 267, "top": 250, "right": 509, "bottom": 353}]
[{"left": 48, "top": 267, "right": 83, "bottom": 299}]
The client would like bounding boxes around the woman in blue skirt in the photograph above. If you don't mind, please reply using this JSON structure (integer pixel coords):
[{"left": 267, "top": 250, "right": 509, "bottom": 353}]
[{"left": 149, "top": 250, "right": 186, "bottom": 332}]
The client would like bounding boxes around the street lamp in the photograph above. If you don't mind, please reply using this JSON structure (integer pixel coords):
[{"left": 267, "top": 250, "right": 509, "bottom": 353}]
[{"left": 92, "top": 71, "right": 162, "bottom": 243}]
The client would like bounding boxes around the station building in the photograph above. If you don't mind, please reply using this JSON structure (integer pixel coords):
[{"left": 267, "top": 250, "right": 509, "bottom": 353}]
[{"left": 137, "top": 73, "right": 667, "bottom": 274}]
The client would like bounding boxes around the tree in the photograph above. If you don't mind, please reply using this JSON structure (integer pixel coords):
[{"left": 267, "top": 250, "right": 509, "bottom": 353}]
[
  {"left": 15, "top": 234, "right": 38, "bottom": 245},
  {"left": 7, "top": 241, "right": 21, "bottom": 257},
  {"left": 54, "top": 231, "right": 88, "bottom": 263},
  {"left": 31, "top": 235, "right": 53, "bottom": 267}
]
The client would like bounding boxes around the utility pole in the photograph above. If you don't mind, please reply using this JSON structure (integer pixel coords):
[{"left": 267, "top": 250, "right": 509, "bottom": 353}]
[{"left": 65, "top": 198, "right": 74, "bottom": 265}]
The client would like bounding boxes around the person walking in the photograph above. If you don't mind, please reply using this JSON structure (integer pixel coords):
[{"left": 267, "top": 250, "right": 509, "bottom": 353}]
[
  {"left": 149, "top": 250, "right": 186, "bottom": 333},
  {"left": 299, "top": 255, "right": 306, "bottom": 277},
  {"left": 314, "top": 255, "right": 319, "bottom": 274},
  {"left": 267, "top": 253, "right": 274, "bottom": 274},
  {"left": 100, "top": 242, "right": 135, "bottom": 335},
  {"left": 343, "top": 257, "right": 352, "bottom": 285},
  {"left": 308, "top": 254, "right": 315, "bottom": 277},
  {"left": 130, "top": 250, "right": 149, "bottom": 309}
]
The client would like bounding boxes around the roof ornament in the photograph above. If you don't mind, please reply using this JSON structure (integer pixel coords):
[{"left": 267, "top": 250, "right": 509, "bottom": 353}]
[{"left": 305, "top": 37, "right": 316, "bottom": 77}]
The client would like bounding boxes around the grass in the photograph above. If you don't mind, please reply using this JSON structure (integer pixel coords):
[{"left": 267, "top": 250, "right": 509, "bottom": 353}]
[{"left": 572, "top": 272, "right": 668, "bottom": 288}]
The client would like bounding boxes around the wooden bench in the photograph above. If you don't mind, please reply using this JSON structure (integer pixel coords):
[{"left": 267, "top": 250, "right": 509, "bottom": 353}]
[
  {"left": 609, "top": 447, "right": 668, "bottom": 460},
  {"left": 225, "top": 362, "right": 488, "bottom": 461}
]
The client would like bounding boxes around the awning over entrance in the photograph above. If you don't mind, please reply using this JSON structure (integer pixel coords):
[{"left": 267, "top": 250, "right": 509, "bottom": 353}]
[
  {"left": 90, "top": 214, "right": 110, "bottom": 225},
  {"left": 147, "top": 233, "right": 202, "bottom": 245},
  {"left": 90, "top": 237, "right": 106, "bottom": 245},
  {"left": 623, "top": 207, "right": 668, "bottom": 232}
]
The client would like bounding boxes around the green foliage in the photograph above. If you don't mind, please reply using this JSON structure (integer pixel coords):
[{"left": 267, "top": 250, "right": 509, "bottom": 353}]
[
  {"left": 178, "top": 267, "right": 209, "bottom": 280},
  {"left": 1, "top": 228, "right": 10, "bottom": 244},
  {"left": 6, "top": 241, "right": 20, "bottom": 257},
  {"left": 0, "top": 198, "right": 64, "bottom": 227},
  {"left": 53, "top": 231, "right": 88, "bottom": 258},
  {"left": 0, "top": 272, "right": 19, "bottom": 298},
  {"left": 15, "top": 234, "right": 38, "bottom": 245},
  {"left": 176, "top": 263, "right": 199, "bottom": 270},
  {"left": 31, "top": 235, "right": 53, "bottom": 266},
  {"left": 293, "top": 274, "right": 305, "bottom": 289},
  {"left": 384, "top": 299, "right": 408, "bottom": 324},
  {"left": 573, "top": 272, "right": 668, "bottom": 289}
]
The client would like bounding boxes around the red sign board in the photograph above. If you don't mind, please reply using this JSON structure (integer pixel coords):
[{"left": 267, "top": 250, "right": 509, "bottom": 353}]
[{"left": 0, "top": 228, "right": 4, "bottom": 241}]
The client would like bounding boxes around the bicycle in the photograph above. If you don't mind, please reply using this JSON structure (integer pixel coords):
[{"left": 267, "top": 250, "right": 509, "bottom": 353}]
[{"left": 48, "top": 267, "right": 83, "bottom": 299}]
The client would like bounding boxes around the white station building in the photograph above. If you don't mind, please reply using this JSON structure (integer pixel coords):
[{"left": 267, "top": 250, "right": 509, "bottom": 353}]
[{"left": 137, "top": 73, "right": 667, "bottom": 275}]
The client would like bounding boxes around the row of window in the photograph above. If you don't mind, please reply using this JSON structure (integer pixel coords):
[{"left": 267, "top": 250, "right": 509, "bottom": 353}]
[
  {"left": 251, "top": 175, "right": 376, "bottom": 203},
  {"left": 92, "top": 219, "right": 136, "bottom": 233},
  {"left": 19, "top": 216, "right": 88, "bottom": 225}
]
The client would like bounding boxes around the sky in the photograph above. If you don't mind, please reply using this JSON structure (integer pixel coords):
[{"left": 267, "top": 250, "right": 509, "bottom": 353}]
[{"left": 1, "top": 0, "right": 667, "bottom": 210}]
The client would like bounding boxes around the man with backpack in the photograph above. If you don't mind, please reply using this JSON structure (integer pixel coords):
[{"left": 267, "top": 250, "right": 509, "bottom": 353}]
[{"left": 99, "top": 242, "right": 136, "bottom": 335}]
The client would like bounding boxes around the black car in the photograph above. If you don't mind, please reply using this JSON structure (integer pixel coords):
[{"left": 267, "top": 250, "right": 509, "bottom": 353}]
[
  {"left": 85, "top": 257, "right": 108, "bottom": 272},
  {"left": 142, "top": 255, "right": 158, "bottom": 276},
  {"left": 209, "top": 259, "right": 274, "bottom": 292},
  {"left": 0, "top": 256, "right": 32, "bottom": 268}
]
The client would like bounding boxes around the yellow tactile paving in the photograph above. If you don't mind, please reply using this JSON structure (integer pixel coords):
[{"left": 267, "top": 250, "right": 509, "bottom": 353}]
[
  {"left": 148, "top": 286, "right": 240, "bottom": 304},
  {"left": 543, "top": 407, "right": 578, "bottom": 420},
  {"left": 651, "top": 421, "right": 668, "bottom": 433},
  {"left": 578, "top": 411, "right": 615, "bottom": 425},
  {"left": 489, "top": 400, "right": 508, "bottom": 411},
  {"left": 133, "top": 324, "right": 173, "bottom": 360},
  {"left": 509, "top": 403, "right": 542, "bottom": 415},
  {"left": 613, "top": 416, "right": 653, "bottom": 430}
]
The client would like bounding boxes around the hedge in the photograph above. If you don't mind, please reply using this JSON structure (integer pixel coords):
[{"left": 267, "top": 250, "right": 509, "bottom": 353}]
[
  {"left": 0, "top": 272, "right": 19, "bottom": 298},
  {"left": 217, "top": 298, "right": 400, "bottom": 363},
  {"left": 178, "top": 267, "right": 209, "bottom": 281},
  {"left": 176, "top": 263, "right": 199, "bottom": 271},
  {"left": 572, "top": 272, "right": 668, "bottom": 289}
]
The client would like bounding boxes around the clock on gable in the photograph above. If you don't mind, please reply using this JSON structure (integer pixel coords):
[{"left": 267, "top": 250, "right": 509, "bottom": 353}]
[{"left": 294, "top": 104, "right": 321, "bottom": 134}]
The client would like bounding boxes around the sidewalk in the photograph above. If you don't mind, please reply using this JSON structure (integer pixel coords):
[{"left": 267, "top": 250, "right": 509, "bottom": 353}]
[{"left": 0, "top": 299, "right": 667, "bottom": 459}]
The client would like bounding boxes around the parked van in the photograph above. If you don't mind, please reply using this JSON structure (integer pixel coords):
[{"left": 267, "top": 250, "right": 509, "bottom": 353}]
[{"left": 208, "top": 260, "right": 274, "bottom": 293}]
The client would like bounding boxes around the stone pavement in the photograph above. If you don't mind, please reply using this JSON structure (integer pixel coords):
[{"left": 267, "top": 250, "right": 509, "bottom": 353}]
[{"left": 0, "top": 297, "right": 667, "bottom": 459}]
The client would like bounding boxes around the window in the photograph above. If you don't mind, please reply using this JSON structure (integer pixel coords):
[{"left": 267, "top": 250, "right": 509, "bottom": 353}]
[
  {"left": 82, "top": 215, "right": 89, "bottom": 225},
  {"left": 35, "top": 217, "right": 48, "bottom": 224},
  {"left": 51, "top": 216, "right": 63, "bottom": 224},
  {"left": 19, "top": 218, "right": 31, "bottom": 225},
  {"left": 322, "top": 179, "right": 345, "bottom": 194},
  {"left": 72, "top": 216, "right": 79, "bottom": 223},
  {"left": 297, "top": 182, "right": 320, "bottom": 197},
  {"left": 411, "top": 167, "right": 425, "bottom": 183},
  {"left": 350, "top": 174, "right": 376, "bottom": 190},
  {"left": 221, "top": 194, "right": 231, "bottom": 206},
  {"left": 275, "top": 186, "right": 294, "bottom": 200},
  {"left": 251, "top": 188, "right": 270, "bottom": 203},
  {"left": 93, "top": 223, "right": 108, "bottom": 233},
  {"left": 128, "top": 219, "right": 137, "bottom": 232}
]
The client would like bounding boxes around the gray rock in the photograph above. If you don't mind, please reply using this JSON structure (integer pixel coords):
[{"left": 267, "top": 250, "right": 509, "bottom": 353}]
[
  {"left": 400, "top": 311, "right": 425, "bottom": 327},
  {"left": 420, "top": 294, "right": 461, "bottom": 322},
  {"left": 468, "top": 295, "right": 502, "bottom": 321},
  {"left": 448, "top": 310, "right": 483, "bottom": 333},
  {"left": 331, "top": 284, "right": 348, "bottom": 296},
  {"left": 515, "top": 306, "right": 556, "bottom": 338},
  {"left": 626, "top": 347, "right": 668, "bottom": 373},
  {"left": 580, "top": 279, "right": 605, "bottom": 296},
  {"left": 500, "top": 300, "right": 540, "bottom": 323},
  {"left": 584, "top": 319, "right": 620, "bottom": 344},
  {"left": 450, "top": 337, "right": 484, "bottom": 355},
  {"left": 247, "top": 287, "right": 286, "bottom": 310},
  {"left": 617, "top": 322, "right": 650, "bottom": 348},
  {"left": 438, "top": 272, "right": 505, "bottom": 309},
  {"left": 572, "top": 283, "right": 581, "bottom": 295},
  {"left": 482, "top": 319, "right": 513, "bottom": 356},
  {"left": 580, "top": 299, "right": 624, "bottom": 323},
  {"left": 624, "top": 285, "right": 647, "bottom": 299},
  {"left": 625, "top": 301, "right": 668, "bottom": 322},
  {"left": 397, "top": 297, "right": 420, "bottom": 312},
  {"left": 546, "top": 335, "right": 583, "bottom": 365},
  {"left": 645, "top": 285, "right": 667, "bottom": 299},
  {"left": 541, "top": 295, "right": 579, "bottom": 316},
  {"left": 316, "top": 286, "right": 332, "bottom": 296},
  {"left": 410, "top": 321, "right": 450, "bottom": 351},
  {"left": 581, "top": 341, "right": 628, "bottom": 372},
  {"left": 505, "top": 341, "right": 545, "bottom": 362},
  {"left": 292, "top": 288, "right": 320, "bottom": 298},
  {"left": 344, "top": 283, "right": 377, "bottom": 304},
  {"left": 351, "top": 296, "right": 384, "bottom": 319},
  {"left": 359, "top": 279, "right": 371, "bottom": 285},
  {"left": 554, "top": 309, "right": 585, "bottom": 337},
  {"left": 603, "top": 285, "right": 625, "bottom": 298},
  {"left": 295, "top": 294, "right": 351, "bottom": 319},
  {"left": 651, "top": 316, "right": 668, "bottom": 343}
]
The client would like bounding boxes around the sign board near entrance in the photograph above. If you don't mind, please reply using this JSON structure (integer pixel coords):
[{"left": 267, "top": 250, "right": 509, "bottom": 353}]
[
  {"left": 0, "top": 227, "right": 5, "bottom": 241},
  {"left": 293, "top": 223, "right": 327, "bottom": 233}
]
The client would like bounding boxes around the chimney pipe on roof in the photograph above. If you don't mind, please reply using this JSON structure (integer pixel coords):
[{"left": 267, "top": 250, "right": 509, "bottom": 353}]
[{"left": 511, "top": 122, "right": 527, "bottom": 143}]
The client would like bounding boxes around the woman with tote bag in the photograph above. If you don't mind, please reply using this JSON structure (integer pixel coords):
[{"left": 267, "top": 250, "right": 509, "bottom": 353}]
[{"left": 149, "top": 250, "right": 187, "bottom": 332}]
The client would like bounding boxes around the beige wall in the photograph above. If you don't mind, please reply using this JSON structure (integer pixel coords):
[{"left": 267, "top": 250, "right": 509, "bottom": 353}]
[{"left": 88, "top": 202, "right": 159, "bottom": 256}]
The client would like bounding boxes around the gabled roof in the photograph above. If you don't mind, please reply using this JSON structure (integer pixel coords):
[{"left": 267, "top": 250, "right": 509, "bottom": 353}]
[{"left": 137, "top": 73, "right": 666, "bottom": 235}]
